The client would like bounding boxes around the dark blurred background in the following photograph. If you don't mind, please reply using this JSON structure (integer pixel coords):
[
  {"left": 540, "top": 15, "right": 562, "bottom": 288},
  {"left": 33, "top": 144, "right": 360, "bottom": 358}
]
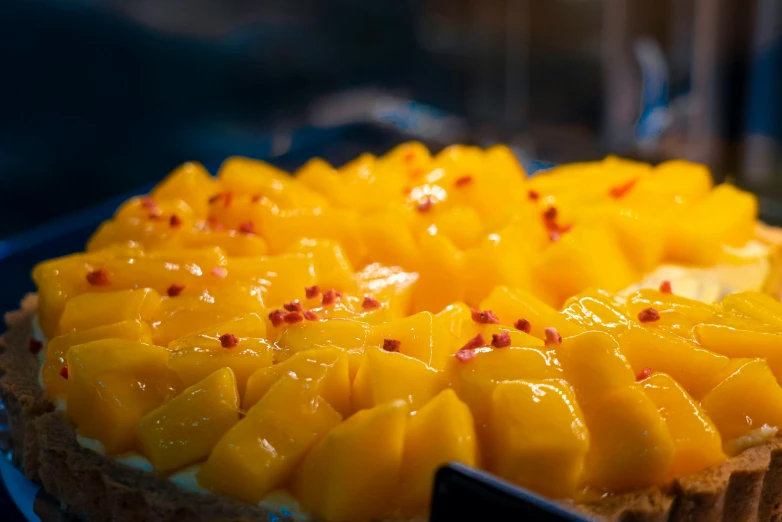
[{"left": 1, "top": 0, "right": 781, "bottom": 238}]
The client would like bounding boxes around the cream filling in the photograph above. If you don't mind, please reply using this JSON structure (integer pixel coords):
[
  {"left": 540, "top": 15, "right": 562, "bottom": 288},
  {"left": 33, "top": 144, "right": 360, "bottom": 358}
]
[{"left": 724, "top": 425, "right": 779, "bottom": 457}]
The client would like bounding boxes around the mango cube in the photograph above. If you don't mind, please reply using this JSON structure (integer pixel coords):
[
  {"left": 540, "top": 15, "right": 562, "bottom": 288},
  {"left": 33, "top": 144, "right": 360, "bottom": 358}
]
[
  {"left": 554, "top": 331, "right": 635, "bottom": 400},
  {"left": 367, "top": 312, "right": 453, "bottom": 370},
  {"left": 138, "top": 367, "right": 240, "bottom": 472},
  {"left": 58, "top": 288, "right": 161, "bottom": 334},
  {"left": 489, "top": 380, "right": 589, "bottom": 498},
  {"left": 292, "top": 400, "right": 408, "bottom": 521},
  {"left": 198, "top": 374, "right": 342, "bottom": 504}
]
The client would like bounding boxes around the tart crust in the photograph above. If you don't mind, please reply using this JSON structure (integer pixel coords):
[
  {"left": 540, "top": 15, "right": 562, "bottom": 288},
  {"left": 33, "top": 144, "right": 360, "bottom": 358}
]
[{"left": 5, "top": 247, "right": 782, "bottom": 522}]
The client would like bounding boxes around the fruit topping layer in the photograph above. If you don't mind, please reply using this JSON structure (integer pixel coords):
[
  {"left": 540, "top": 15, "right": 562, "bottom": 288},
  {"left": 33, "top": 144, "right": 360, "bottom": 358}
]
[{"left": 30, "top": 145, "right": 779, "bottom": 520}]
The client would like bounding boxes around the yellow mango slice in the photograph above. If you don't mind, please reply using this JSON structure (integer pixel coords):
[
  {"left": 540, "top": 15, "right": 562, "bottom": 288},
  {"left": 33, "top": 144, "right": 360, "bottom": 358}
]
[
  {"left": 489, "top": 379, "right": 589, "bottom": 498},
  {"left": 560, "top": 289, "right": 630, "bottom": 335},
  {"left": 43, "top": 320, "right": 151, "bottom": 398},
  {"left": 137, "top": 367, "right": 240, "bottom": 472},
  {"left": 617, "top": 325, "right": 729, "bottom": 399},
  {"left": 275, "top": 318, "right": 370, "bottom": 362},
  {"left": 610, "top": 209, "right": 666, "bottom": 272},
  {"left": 534, "top": 226, "right": 639, "bottom": 306},
  {"left": 411, "top": 233, "right": 465, "bottom": 313},
  {"left": 554, "top": 331, "right": 635, "bottom": 400},
  {"left": 152, "top": 284, "right": 265, "bottom": 346},
  {"left": 150, "top": 161, "right": 217, "bottom": 218},
  {"left": 666, "top": 184, "right": 758, "bottom": 265},
  {"left": 640, "top": 372, "right": 725, "bottom": 478},
  {"left": 721, "top": 291, "right": 782, "bottom": 327},
  {"left": 352, "top": 347, "right": 444, "bottom": 412},
  {"left": 292, "top": 400, "right": 408, "bottom": 521},
  {"left": 290, "top": 239, "right": 357, "bottom": 294},
  {"left": 167, "top": 314, "right": 273, "bottom": 396},
  {"left": 58, "top": 288, "right": 161, "bottom": 334},
  {"left": 243, "top": 347, "right": 350, "bottom": 416},
  {"left": 358, "top": 209, "right": 421, "bottom": 270},
  {"left": 625, "top": 288, "right": 720, "bottom": 331},
  {"left": 639, "top": 159, "right": 713, "bottom": 201},
  {"left": 367, "top": 311, "right": 453, "bottom": 370},
  {"left": 580, "top": 384, "right": 675, "bottom": 492},
  {"left": 182, "top": 229, "right": 269, "bottom": 257},
  {"left": 433, "top": 205, "right": 483, "bottom": 250},
  {"left": 694, "top": 323, "right": 782, "bottom": 380},
  {"left": 479, "top": 286, "right": 584, "bottom": 341},
  {"left": 198, "top": 374, "right": 342, "bottom": 504},
  {"left": 400, "top": 389, "right": 478, "bottom": 509},
  {"left": 66, "top": 340, "right": 182, "bottom": 454},
  {"left": 224, "top": 254, "right": 315, "bottom": 307},
  {"left": 355, "top": 263, "right": 418, "bottom": 320},
  {"left": 435, "top": 301, "right": 543, "bottom": 349},
  {"left": 700, "top": 359, "right": 782, "bottom": 443}
]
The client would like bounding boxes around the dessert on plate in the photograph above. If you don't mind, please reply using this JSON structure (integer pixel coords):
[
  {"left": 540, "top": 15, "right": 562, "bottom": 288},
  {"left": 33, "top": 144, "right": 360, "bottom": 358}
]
[{"left": 3, "top": 144, "right": 782, "bottom": 521}]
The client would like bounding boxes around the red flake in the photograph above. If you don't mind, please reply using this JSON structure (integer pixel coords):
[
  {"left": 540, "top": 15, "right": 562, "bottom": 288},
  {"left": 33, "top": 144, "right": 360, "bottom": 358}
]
[
  {"left": 638, "top": 307, "right": 661, "bottom": 322},
  {"left": 610, "top": 179, "right": 637, "bottom": 198},
  {"left": 284, "top": 300, "right": 303, "bottom": 312},
  {"left": 321, "top": 289, "right": 341, "bottom": 306},
  {"left": 528, "top": 190, "right": 540, "bottom": 201},
  {"left": 223, "top": 191, "right": 234, "bottom": 207},
  {"left": 544, "top": 327, "right": 562, "bottom": 346},
  {"left": 362, "top": 296, "right": 381, "bottom": 310},
  {"left": 238, "top": 221, "right": 255, "bottom": 234},
  {"left": 170, "top": 214, "right": 183, "bottom": 228},
  {"left": 383, "top": 339, "right": 401, "bottom": 352},
  {"left": 491, "top": 330, "right": 512, "bottom": 348},
  {"left": 86, "top": 268, "right": 110, "bottom": 286},
  {"left": 659, "top": 280, "right": 672, "bottom": 294},
  {"left": 220, "top": 333, "right": 239, "bottom": 348},
  {"left": 208, "top": 193, "right": 222, "bottom": 204},
  {"left": 543, "top": 207, "right": 557, "bottom": 221},
  {"left": 455, "top": 348, "right": 477, "bottom": 363},
  {"left": 636, "top": 367, "right": 653, "bottom": 381},
  {"left": 59, "top": 366, "right": 69, "bottom": 379},
  {"left": 268, "top": 309, "right": 286, "bottom": 327},
  {"left": 303, "top": 310, "right": 318, "bottom": 321},
  {"left": 251, "top": 194, "right": 262, "bottom": 203},
  {"left": 210, "top": 266, "right": 228, "bottom": 278},
  {"left": 212, "top": 221, "right": 226, "bottom": 231},
  {"left": 140, "top": 197, "right": 157, "bottom": 209},
  {"left": 305, "top": 285, "right": 321, "bottom": 299},
  {"left": 29, "top": 339, "right": 43, "bottom": 355},
  {"left": 402, "top": 186, "right": 413, "bottom": 196},
  {"left": 417, "top": 196, "right": 433, "bottom": 212},
  {"left": 403, "top": 150, "right": 415, "bottom": 163},
  {"left": 549, "top": 230, "right": 561, "bottom": 242},
  {"left": 470, "top": 309, "right": 500, "bottom": 325},
  {"left": 148, "top": 208, "right": 163, "bottom": 220},
  {"left": 461, "top": 333, "right": 486, "bottom": 351},
  {"left": 410, "top": 168, "right": 424, "bottom": 178},
  {"left": 454, "top": 175, "right": 473, "bottom": 188},
  {"left": 167, "top": 284, "right": 185, "bottom": 297},
  {"left": 514, "top": 318, "right": 532, "bottom": 333},
  {"left": 283, "top": 311, "right": 304, "bottom": 324}
]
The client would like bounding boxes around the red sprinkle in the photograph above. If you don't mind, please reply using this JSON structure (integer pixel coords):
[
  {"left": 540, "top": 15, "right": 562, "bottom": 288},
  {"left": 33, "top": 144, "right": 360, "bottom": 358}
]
[
  {"left": 223, "top": 191, "right": 234, "bottom": 207},
  {"left": 514, "top": 318, "right": 532, "bottom": 333},
  {"left": 659, "top": 280, "right": 672, "bottom": 294},
  {"left": 636, "top": 367, "right": 653, "bottom": 381},
  {"left": 251, "top": 194, "right": 262, "bottom": 203},
  {"left": 455, "top": 348, "right": 477, "bottom": 363},
  {"left": 220, "top": 333, "right": 239, "bottom": 348},
  {"left": 59, "top": 366, "right": 69, "bottom": 379},
  {"left": 29, "top": 339, "right": 43, "bottom": 355},
  {"left": 383, "top": 339, "right": 401, "bottom": 352},
  {"left": 491, "top": 330, "right": 512, "bottom": 348},
  {"left": 543, "top": 207, "right": 558, "bottom": 221},
  {"left": 210, "top": 266, "right": 228, "bottom": 278},
  {"left": 140, "top": 197, "right": 157, "bottom": 209},
  {"left": 238, "top": 221, "right": 255, "bottom": 234},
  {"left": 410, "top": 168, "right": 424, "bottom": 178},
  {"left": 283, "top": 312, "right": 304, "bottom": 324},
  {"left": 610, "top": 179, "right": 637, "bottom": 198},
  {"left": 268, "top": 309, "right": 286, "bottom": 327},
  {"left": 321, "top": 289, "right": 341, "bottom": 306},
  {"left": 170, "top": 214, "right": 183, "bottom": 228},
  {"left": 402, "top": 186, "right": 413, "bottom": 196},
  {"left": 403, "top": 150, "right": 415, "bottom": 163},
  {"left": 167, "top": 284, "right": 185, "bottom": 297},
  {"left": 528, "top": 190, "right": 540, "bottom": 201},
  {"left": 638, "top": 307, "right": 661, "bottom": 322},
  {"left": 303, "top": 310, "right": 318, "bottom": 321},
  {"left": 362, "top": 296, "right": 381, "bottom": 310},
  {"left": 305, "top": 285, "right": 321, "bottom": 299},
  {"left": 461, "top": 333, "right": 486, "bottom": 351},
  {"left": 470, "top": 309, "right": 500, "bottom": 325},
  {"left": 544, "top": 327, "right": 562, "bottom": 346},
  {"left": 208, "top": 193, "right": 222, "bottom": 204},
  {"left": 454, "top": 175, "right": 473, "bottom": 188},
  {"left": 284, "top": 300, "right": 303, "bottom": 312},
  {"left": 86, "top": 268, "right": 110, "bottom": 286},
  {"left": 417, "top": 196, "right": 433, "bottom": 212}
]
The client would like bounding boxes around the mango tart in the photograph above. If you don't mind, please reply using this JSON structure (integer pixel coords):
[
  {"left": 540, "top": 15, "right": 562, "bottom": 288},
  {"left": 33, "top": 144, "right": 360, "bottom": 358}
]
[{"left": 3, "top": 145, "right": 782, "bottom": 521}]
